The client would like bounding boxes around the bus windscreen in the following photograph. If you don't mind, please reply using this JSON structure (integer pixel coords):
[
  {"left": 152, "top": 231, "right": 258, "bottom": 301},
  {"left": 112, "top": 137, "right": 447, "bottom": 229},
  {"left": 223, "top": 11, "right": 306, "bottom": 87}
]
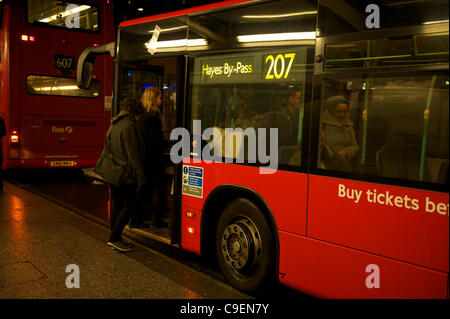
[{"left": 26, "top": 0, "right": 99, "bottom": 32}]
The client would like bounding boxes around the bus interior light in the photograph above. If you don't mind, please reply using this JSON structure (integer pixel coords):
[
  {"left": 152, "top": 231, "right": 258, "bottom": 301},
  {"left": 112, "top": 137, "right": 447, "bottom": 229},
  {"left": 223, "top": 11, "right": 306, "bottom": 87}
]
[
  {"left": 39, "top": 5, "right": 91, "bottom": 23},
  {"left": 237, "top": 32, "right": 316, "bottom": 42},
  {"left": 242, "top": 11, "right": 317, "bottom": 19},
  {"left": 187, "top": 227, "right": 195, "bottom": 234},
  {"left": 145, "top": 38, "right": 207, "bottom": 49}
]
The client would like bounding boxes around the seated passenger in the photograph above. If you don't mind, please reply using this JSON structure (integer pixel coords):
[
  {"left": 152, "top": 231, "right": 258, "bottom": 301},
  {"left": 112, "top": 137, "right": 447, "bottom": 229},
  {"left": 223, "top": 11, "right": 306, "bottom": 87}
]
[{"left": 320, "top": 96, "right": 358, "bottom": 172}]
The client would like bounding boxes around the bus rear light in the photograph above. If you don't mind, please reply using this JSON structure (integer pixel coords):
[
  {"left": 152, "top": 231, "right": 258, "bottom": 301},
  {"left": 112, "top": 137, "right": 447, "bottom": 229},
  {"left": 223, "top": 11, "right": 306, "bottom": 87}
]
[
  {"left": 186, "top": 211, "right": 196, "bottom": 218},
  {"left": 21, "top": 34, "right": 35, "bottom": 41},
  {"left": 10, "top": 131, "right": 19, "bottom": 143}
]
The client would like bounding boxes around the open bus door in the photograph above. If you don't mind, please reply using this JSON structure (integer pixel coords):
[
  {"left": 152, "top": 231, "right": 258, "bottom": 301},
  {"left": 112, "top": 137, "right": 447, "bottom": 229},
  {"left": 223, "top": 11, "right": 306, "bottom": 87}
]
[
  {"left": 116, "top": 57, "right": 183, "bottom": 245},
  {"left": 78, "top": 44, "right": 184, "bottom": 245}
]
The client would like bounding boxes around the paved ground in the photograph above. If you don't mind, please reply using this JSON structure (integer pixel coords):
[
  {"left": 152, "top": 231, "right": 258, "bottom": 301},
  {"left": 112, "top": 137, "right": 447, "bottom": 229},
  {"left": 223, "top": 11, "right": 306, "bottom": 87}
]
[{"left": 0, "top": 182, "right": 250, "bottom": 299}]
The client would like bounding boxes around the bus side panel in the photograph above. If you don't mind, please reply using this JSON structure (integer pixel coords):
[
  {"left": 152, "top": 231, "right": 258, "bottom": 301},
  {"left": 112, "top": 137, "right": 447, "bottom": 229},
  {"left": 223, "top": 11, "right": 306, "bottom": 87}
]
[
  {"left": 308, "top": 175, "right": 449, "bottom": 273},
  {"left": 180, "top": 160, "right": 308, "bottom": 254},
  {"left": 278, "top": 231, "right": 448, "bottom": 298},
  {"left": 4, "top": 148, "right": 100, "bottom": 168},
  {"left": 7, "top": 2, "right": 22, "bottom": 162},
  {"left": 0, "top": 2, "right": 10, "bottom": 167}
]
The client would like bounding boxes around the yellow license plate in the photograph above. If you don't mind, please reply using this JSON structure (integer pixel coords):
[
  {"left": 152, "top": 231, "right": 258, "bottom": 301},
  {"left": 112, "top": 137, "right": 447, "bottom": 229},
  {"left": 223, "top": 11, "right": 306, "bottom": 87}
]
[{"left": 50, "top": 161, "right": 75, "bottom": 167}]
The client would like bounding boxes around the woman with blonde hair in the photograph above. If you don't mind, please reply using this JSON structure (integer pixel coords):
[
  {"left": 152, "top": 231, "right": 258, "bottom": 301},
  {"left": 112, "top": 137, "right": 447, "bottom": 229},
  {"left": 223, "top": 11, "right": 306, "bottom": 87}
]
[
  {"left": 141, "top": 86, "right": 162, "bottom": 116},
  {"left": 130, "top": 86, "right": 168, "bottom": 229}
]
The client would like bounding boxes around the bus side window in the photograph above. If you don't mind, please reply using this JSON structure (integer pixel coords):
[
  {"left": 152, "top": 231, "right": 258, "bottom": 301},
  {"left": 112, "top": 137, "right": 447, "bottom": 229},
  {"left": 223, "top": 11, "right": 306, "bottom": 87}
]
[
  {"left": 189, "top": 48, "right": 311, "bottom": 170},
  {"left": 318, "top": 74, "right": 449, "bottom": 184}
]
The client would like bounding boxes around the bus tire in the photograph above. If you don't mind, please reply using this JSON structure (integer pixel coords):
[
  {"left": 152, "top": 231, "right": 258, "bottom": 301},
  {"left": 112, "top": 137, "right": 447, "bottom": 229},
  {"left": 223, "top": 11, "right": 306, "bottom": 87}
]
[{"left": 216, "top": 198, "right": 274, "bottom": 292}]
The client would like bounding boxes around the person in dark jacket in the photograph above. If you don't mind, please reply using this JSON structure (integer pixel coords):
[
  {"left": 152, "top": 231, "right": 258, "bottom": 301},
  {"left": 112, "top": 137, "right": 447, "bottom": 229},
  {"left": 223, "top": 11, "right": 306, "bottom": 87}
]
[
  {"left": 106, "top": 97, "right": 146, "bottom": 252},
  {"left": 0, "top": 115, "right": 6, "bottom": 192},
  {"left": 133, "top": 87, "right": 168, "bottom": 228}
]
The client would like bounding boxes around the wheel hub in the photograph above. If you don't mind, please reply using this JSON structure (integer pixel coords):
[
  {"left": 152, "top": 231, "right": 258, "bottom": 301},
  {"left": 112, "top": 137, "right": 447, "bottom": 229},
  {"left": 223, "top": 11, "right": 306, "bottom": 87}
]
[{"left": 221, "top": 218, "right": 261, "bottom": 273}]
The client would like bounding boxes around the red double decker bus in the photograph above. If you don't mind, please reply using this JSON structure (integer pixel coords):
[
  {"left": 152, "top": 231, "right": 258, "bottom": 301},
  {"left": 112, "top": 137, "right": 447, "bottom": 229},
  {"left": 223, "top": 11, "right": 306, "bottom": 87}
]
[
  {"left": 79, "top": 0, "right": 449, "bottom": 298},
  {"left": 0, "top": 0, "right": 114, "bottom": 169}
]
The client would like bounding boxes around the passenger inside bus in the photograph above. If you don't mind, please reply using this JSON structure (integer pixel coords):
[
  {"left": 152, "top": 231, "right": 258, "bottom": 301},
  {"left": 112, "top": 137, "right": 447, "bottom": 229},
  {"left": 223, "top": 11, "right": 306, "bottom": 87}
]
[
  {"left": 132, "top": 87, "right": 169, "bottom": 229},
  {"left": 320, "top": 96, "right": 359, "bottom": 172},
  {"left": 224, "top": 84, "right": 258, "bottom": 129},
  {"left": 281, "top": 89, "right": 302, "bottom": 146}
]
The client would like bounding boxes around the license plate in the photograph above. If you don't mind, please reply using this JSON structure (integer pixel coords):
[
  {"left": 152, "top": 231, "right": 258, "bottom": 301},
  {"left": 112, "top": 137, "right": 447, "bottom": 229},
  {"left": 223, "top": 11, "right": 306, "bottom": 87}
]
[{"left": 50, "top": 161, "right": 75, "bottom": 167}]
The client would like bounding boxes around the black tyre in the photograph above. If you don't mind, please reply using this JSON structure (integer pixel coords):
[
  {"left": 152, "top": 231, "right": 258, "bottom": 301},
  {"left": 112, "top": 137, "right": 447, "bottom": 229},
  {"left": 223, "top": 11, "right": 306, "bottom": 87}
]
[{"left": 216, "top": 198, "right": 275, "bottom": 292}]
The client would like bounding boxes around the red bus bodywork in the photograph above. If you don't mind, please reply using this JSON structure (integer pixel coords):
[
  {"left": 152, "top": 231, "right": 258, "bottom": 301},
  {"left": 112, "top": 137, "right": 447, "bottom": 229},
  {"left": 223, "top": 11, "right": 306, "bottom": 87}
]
[
  {"left": 0, "top": 0, "right": 114, "bottom": 169},
  {"left": 116, "top": 0, "right": 449, "bottom": 299},
  {"left": 179, "top": 161, "right": 448, "bottom": 298}
]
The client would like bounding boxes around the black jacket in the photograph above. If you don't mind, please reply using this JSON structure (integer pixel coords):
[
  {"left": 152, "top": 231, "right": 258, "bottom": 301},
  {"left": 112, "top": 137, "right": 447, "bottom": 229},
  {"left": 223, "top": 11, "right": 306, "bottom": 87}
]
[
  {"left": 135, "top": 111, "right": 166, "bottom": 176},
  {"left": 109, "top": 112, "right": 146, "bottom": 186}
]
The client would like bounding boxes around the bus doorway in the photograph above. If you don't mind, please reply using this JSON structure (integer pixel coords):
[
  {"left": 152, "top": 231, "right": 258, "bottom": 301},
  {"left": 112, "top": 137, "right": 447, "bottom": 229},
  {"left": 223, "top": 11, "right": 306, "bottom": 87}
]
[{"left": 118, "top": 56, "right": 182, "bottom": 245}]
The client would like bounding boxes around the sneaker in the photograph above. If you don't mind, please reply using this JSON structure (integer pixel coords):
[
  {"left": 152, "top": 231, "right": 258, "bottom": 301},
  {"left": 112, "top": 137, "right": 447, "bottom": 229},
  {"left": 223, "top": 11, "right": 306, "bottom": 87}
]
[
  {"left": 120, "top": 239, "right": 134, "bottom": 248},
  {"left": 150, "top": 219, "right": 168, "bottom": 229},
  {"left": 107, "top": 241, "right": 132, "bottom": 252}
]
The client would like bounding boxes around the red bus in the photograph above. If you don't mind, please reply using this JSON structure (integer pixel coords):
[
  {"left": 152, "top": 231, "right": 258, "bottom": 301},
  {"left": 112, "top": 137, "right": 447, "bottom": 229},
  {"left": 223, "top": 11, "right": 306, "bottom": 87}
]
[
  {"left": 0, "top": 0, "right": 114, "bottom": 169},
  {"left": 79, "top": 0, "right": 449, "bottom": 298}
]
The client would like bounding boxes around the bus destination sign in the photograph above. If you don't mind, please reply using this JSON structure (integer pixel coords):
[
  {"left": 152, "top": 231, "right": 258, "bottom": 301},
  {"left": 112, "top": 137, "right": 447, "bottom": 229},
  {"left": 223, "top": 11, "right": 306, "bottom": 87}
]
[{"left": 195, "top": 48, "right": 307, "bottom": 84}]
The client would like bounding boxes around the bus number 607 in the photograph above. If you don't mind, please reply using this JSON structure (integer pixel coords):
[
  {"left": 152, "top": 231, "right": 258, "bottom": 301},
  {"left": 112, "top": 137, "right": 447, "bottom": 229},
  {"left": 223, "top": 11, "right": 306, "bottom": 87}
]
[
  {"left": 56, "top": 57, "right": 74, "bottom": 69},
  {"left": 265, "top": 53, "right": 296, "bottom": 80}
]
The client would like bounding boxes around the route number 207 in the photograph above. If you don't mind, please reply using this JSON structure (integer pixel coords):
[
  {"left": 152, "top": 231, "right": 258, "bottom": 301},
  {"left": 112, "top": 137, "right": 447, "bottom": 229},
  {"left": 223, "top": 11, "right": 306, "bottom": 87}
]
[{"left": 265, "top": 53, "right": 296, "bottom": 80}]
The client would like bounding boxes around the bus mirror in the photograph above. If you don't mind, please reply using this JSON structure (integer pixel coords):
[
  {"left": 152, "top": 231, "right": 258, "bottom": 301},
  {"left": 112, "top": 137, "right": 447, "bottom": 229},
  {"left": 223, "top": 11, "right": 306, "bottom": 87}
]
[
  {"left": 77, "top": 42, "right": 115, "bottom": 90},
  {"left": 79, "top": 60, "right": 94, "bottom": 90}
]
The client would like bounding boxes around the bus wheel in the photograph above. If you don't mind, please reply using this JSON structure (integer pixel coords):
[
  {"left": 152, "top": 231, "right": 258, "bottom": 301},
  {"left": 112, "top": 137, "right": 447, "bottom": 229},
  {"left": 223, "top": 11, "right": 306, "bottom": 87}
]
[{"left": 216, "top": 198, "right": 274, "bottom": 292}]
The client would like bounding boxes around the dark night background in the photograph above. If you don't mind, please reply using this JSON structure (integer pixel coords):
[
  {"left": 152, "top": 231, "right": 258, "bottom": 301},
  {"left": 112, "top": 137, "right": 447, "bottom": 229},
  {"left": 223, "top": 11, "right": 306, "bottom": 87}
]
[{"left": 111, "top": 0, "right": 220, "bottom": 28}]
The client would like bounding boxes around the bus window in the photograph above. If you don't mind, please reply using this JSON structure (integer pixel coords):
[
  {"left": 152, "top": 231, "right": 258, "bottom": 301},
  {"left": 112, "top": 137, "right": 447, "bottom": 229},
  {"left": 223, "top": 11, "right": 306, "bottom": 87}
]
[
  {"left": 318, "top": 0, "right": 449, "bottom": 37},
  {"left": 317, "top": 74, "right": 449, "bottom": 184},
  {"left": 325, "top": 34, "right": 449, "bottom": 70},
  {"left": 26, "top": 0, "right": 99, "bottom": 32},
  {"left": 26, "top": 75, "right": 100, "bottom": 98},
  {"left": 189, "top": 47, "right": 310, "bottom": 168}
]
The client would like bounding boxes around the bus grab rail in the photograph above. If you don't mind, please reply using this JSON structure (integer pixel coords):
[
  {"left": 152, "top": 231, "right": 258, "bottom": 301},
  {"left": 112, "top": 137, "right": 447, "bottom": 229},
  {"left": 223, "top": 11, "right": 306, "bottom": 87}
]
[{"left": 77, "top": 42, "right": 115, "bottom": 90}]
